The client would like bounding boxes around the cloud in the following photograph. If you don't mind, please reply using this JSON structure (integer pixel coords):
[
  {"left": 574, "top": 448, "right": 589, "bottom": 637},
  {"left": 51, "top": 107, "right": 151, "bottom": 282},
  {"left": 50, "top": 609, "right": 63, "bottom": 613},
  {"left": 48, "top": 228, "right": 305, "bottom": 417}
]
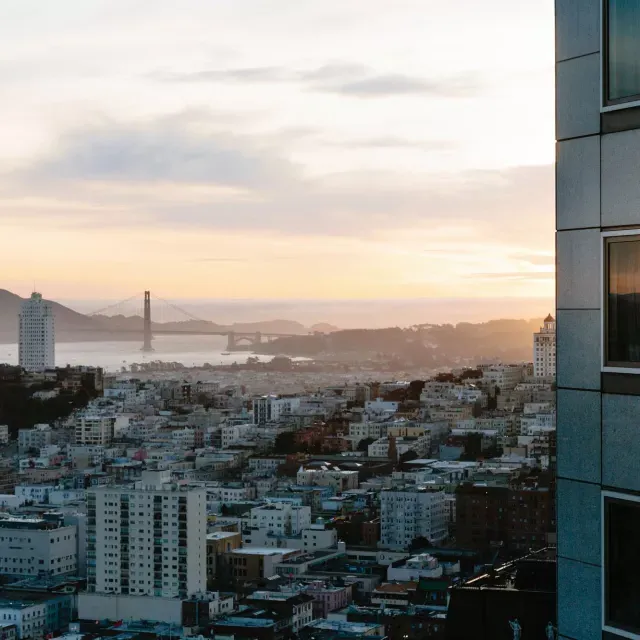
[
  {"left": 471, "top": 272, "right": 554, "bottom": 281},
  {"left": 20, "top": 118, "right": 298, "bottom": 190},
  {"left": 326, "top": 73, "right": 479, "bottom": 98},
  {"left": 150, "top": 63, "right": 482, "bottom": 99},
  {"left": 511, "top": 252, "right": 555, "bottom": 266},
  {"left": 3, "top": 113, "right": 553, "bottom": 247},
  {"left": 330, "top": 136, "right": 456, "bottom": 151}
]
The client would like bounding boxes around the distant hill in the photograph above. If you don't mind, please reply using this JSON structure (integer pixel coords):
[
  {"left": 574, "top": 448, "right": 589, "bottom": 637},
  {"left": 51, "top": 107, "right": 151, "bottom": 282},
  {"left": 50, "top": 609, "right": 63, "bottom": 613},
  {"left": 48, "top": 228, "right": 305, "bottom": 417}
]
[
  {"left": 310, "top": 323, "right": 340, "bottom": 333},
  {"left": 256, "top": 318, "right": 542, "bottom": 366},
  {"left": 0, "top": 289, "right": 100, "bottom": 342}
]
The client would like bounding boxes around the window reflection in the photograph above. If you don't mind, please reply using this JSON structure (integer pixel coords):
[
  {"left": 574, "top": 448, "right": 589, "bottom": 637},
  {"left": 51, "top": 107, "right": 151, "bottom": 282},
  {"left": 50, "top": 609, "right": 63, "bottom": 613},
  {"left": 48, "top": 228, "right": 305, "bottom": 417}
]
[
  {"left": 608, "top": 0, "right": 640, "bottom": 103},
  {"left": 607, "top": 237, "right": 640, "bottom": 365}
]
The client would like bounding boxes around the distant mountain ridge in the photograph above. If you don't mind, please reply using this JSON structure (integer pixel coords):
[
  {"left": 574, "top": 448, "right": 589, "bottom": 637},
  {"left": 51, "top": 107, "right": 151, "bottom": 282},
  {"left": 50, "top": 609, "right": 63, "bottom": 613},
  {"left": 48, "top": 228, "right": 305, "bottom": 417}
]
[{"left": 0, "top": 289, "right": 339, "bottom": 342}]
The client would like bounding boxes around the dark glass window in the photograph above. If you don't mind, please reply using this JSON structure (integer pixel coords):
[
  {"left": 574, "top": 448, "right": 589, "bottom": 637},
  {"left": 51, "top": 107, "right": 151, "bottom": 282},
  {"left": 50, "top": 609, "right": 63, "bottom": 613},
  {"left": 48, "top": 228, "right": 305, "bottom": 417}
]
[
  {"left": 606, "top": 0, "right": 640, "bottom": 105},
  {"left": 606, "top": 236, "right": 640, "bottom": 366},
  {"left": 605, "top": 498, "right": 640, "bottom": 632}
]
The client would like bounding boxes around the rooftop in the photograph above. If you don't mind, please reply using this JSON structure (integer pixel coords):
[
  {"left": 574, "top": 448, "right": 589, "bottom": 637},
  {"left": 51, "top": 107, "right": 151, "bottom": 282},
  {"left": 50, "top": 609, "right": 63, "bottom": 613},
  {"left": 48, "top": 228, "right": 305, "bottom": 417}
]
[{"left": 230, "top": 547, "right": 294, "bottom": 557}]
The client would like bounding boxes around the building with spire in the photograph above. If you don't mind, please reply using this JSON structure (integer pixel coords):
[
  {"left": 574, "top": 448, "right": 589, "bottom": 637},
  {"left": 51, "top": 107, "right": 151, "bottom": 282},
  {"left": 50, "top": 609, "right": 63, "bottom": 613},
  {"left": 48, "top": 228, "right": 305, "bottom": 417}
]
[{"left": 533, "top": 314, "right": 555, "bottom": 378}]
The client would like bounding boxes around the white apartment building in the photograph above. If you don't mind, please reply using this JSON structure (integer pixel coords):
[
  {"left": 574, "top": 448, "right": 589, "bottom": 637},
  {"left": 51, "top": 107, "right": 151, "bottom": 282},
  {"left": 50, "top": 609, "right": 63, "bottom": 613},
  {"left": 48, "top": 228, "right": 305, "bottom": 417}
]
[
  {"left": 348, "top": 422, "right": 388, "bottom": 442},
  {"left": 368, "top": 435, "right": 431, "bottom": 460},
  {"left": 480, "top": 365, "right": 525, "bottom": 391},
  {"left": 19, "top": 292, "right": 55, "bottom": 372},
  {"left": 247, "top": 456, "right": 286, "bottom": 474},
  {"left": 0, "top": 425, "right": 8, "bottom": 445},
  {"left": 533, "top": 314, "right": 556, "bottom": 378},
  {"left": 205, "top": 483, "right": 256, "bottom": 506},
  {"left": 252, "top": 396, "right": 301, "bottom": 425},
  {"left": 250, "top": 503, "right": 311, "bottom": 536},
  {"left": 221, "top": 424, "right": 253, "bottom": 448},
  {"left": 296, "top": 467, "right": 359, "bottom": 491},
  {"left": 87, "top": 469, "right": 207, "bottom": 599},
  {"left": 18, "top": 425, "right": 52, "bottom": 454},
  {"left": 0, "top": 600, "right": 47, "bottom": 640},
  {"left": 171, "top": 428, "right": 197, "bottom": 449},
  {"left": 0, "top": 515, "right": 77, "bottom": 578},
  {"left": 364, "top": 399, "right": 399, "bottom": 416},
  {"left": 75, "top": 415, "right": 115, "bottom": 446},
  {"left": 380, "top": 487, "right": 447, "bottom": 549}
]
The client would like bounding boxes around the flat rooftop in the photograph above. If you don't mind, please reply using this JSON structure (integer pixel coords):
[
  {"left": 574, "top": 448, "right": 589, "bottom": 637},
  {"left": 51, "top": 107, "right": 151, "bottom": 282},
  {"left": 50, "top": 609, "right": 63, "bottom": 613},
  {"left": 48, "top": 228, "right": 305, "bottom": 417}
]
[
  {"left": 230, "top": 547, "right": 294, "bottom": 556},
  {"left": 206, "top": 532, "right": 239, "bottom": 541}
]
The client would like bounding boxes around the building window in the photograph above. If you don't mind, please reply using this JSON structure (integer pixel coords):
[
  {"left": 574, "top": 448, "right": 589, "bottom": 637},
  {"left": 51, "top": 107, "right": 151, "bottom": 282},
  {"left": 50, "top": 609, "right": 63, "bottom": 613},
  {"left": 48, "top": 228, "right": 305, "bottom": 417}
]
[
  {"left": 605, "top": 495, "right": 640, "bottom": 634},
  {"left": 605, "top": 0, "right": 640, "bottom": 106},
  {"left": 605, "top": 235, "right": 640, "bottom": 367}
]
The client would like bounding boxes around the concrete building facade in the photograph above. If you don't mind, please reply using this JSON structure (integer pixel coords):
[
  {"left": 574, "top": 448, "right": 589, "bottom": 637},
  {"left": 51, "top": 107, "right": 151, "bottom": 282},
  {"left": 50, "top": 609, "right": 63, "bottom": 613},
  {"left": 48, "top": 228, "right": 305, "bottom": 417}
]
[
  {"left": 556, "top": 2, "right": 640, "bottom": 637},
  {"left": 533, "top": 314, "right": 557, "bottom": 378},
  {"left": 18, "top": 293, "right": 54, "bottom": 372},
  {"left": 379, "top": 487, "right": 447, "bottom": 549},
  {"left": 0, "top": 516, "right": 77, "bottom": 578},
  {"left": 86, "top": 469, "right": 206, "bottom": 599}
]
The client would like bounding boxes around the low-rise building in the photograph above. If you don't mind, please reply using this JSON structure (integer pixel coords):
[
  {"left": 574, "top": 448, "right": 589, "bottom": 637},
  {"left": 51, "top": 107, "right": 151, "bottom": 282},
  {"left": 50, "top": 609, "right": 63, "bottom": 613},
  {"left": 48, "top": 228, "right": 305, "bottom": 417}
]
[{"left": 0, "top": 514, "right": 77, "bottom": 578}]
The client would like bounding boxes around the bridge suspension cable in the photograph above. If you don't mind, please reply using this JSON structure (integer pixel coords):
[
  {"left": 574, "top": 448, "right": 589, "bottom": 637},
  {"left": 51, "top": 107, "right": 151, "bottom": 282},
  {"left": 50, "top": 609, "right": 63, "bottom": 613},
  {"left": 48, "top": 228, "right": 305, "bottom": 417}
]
[
  {"left": 88, "top": 293, "right": 144, "bottom": 316},
  {"left": 151, "top": 294, "right": 207, "bottom": 324}
]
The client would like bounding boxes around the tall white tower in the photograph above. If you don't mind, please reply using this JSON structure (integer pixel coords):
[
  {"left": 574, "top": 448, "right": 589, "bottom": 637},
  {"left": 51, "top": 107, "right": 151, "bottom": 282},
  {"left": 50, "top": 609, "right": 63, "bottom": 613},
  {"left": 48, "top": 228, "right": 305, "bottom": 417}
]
[
  {"left": 533, "top": 313, "right": 556, "bottom": 378},
  {"left": 19, "top": 292, "right": 55, "bottom": 371},
  {"left": 86, "top": 470, "right": 207, "bottom": 598}
]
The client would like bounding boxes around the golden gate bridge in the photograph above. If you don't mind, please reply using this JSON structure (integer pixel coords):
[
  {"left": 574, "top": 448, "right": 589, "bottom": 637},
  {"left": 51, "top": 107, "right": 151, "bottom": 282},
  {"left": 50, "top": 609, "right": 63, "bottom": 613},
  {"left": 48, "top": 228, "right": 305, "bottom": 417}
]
[{"left": 86, "top": 291, "right": 303, "bottom": 352}]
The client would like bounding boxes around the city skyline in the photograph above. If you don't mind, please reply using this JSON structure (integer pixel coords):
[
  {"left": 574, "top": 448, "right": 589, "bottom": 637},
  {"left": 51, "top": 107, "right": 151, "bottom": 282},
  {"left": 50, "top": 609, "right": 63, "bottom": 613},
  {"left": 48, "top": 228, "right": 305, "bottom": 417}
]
[{"left": 0, "top": 0, "right": 554, "bottom": 302}]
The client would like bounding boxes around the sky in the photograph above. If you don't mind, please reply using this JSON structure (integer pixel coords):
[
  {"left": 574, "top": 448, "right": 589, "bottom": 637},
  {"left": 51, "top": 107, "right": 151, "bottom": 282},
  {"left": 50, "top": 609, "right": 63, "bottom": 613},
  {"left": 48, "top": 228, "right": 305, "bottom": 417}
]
[{"left": 0, "top": 0, "right": 555, "bottom": 317}]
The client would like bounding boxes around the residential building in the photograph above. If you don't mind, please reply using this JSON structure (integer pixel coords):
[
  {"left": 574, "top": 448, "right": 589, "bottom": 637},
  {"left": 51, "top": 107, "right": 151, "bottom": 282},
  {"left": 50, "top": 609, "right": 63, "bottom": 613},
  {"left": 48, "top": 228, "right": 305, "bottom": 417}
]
[
  {"left": 74, "top": 416, "right": 115, "bottom": 446},
  {"left": 220, "top": 547, "right": 297, "bottom": 581},
  {"left": 533, "top": 314, "right": 556, "bottom": 378},
  {"left": 244, "top": 590, "right": 315, "bottom": 633},
  {"left": 206, "top": 531, "right": 241, "bottom": 585},
  {"left": 296, "top": 467, "right": 359, "bottom": 491},
  {"left": 0, "top": 595, "right": 73, "bottom": 640},
  {"left": 455, "top": 479, "right": 555, "bottom": 552},
  {"left": 0, "top": 514, "right": 77, "bottom": 578},
  {"left": 18, "top": 292, "right": 55, "bottom": 372},
  {"left": 0, "top": 425, "right": 8, "bottom": 445},
  {"left": 380, "top": 487, "right": 447, "bottom": 549},
  {"left": 249, "top": 503, "right": 311, "bottom": 536},
  {"left": 479, "top": 365, "right": 524, "bottom": 392},
  {"left": 386, "top": 553, "right": 445, "bottom": 582},
  {"left": 553, "top": 2, "right": 640, "bottom": 637},
  {"left": 86, "top": 469, "right": 207, "bottom": 598},
  {"left": 18, "top": 426, "right": 52, "bottom": 454},
  {"left": 368, "top": 435, "right": 430, "bottom": 460},
  {"left": 304, "top": 580, "right": 353, "bottom": 618},
  {"left": 252, "top": 396, "right": 301, "bottom": 425}
]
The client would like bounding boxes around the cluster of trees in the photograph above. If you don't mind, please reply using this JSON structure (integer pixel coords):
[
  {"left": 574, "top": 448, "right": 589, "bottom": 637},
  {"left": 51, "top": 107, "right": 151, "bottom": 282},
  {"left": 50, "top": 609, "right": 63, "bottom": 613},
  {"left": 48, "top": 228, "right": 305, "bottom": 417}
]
[{"left": 0, "top": 377, "right": 98, "bottom": 436}]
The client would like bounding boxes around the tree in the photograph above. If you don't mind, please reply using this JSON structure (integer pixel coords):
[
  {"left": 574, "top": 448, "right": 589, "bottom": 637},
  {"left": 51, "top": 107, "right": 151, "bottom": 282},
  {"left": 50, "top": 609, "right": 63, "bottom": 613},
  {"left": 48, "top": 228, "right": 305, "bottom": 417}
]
[
  {"left": 406, "top": 380, "right": 426, "bottom": 402},
  {"left": 399, "top": 450, "right": 419, "bottom": 463},
  {"left": 357, "top": 437, "right": 375, "bottom": 452},
  {"left": 409, "top": 536, "right": 432, "bottom": 552},
  {"left": 273, "top": 431, "right": 297, "bottom": 454}
]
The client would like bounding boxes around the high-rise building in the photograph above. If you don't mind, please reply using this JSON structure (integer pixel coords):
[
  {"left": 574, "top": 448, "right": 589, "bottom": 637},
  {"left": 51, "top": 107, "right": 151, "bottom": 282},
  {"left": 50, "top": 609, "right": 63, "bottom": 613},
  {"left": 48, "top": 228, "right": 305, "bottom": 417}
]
[
  {"left": 556, "top": 2, "right": 640, "bottom": 637},
  {"left": 86, "top": 470, "right": 206, "bottom": 599},
  {"left": 533, "top": 314, "right": 556, "bottom": 378},
  {"left": 19, "top": 292, "right": 55, "bottom": 371},
  {"left": 379, "top": 487, "right": 447, "bottom": 549}
]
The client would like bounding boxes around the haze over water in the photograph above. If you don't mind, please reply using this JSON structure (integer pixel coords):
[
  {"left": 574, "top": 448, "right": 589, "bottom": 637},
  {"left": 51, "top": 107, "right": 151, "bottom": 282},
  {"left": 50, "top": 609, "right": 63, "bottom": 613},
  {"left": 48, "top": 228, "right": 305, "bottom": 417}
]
[{"left": 0, "top": 335, "right": 281, "bottom": 372}]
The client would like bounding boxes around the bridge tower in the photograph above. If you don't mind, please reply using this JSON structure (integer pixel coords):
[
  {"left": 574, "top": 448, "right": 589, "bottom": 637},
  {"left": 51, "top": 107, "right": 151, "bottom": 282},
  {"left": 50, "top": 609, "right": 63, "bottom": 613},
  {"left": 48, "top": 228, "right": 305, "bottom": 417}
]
[{"left": 142, "top": 291, "right": 153, "bottom": 352}]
